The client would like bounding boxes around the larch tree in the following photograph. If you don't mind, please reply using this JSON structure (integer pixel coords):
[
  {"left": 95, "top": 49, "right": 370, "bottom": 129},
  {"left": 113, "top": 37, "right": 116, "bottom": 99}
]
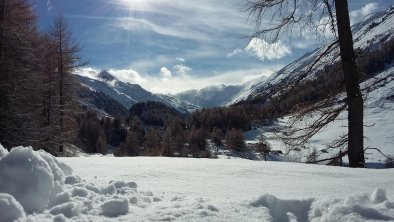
[
  {"left": 0, "top": 0, "right": 43, "bottom": 148},
  {"left": 247, "top": 0, "right": 365, "bottom": 167},
  {"left": 48, "top": 16, "right": 83, "bottom": 153}
]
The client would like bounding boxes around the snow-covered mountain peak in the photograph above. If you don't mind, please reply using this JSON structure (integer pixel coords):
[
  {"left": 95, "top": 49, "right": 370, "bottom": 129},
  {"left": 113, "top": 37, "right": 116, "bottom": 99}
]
[
  {"left": 97, "top": 70, "right": 116, "bottom": 82},
  {"left": 76, "top": 70, "right": 199, "bottom": 113}
]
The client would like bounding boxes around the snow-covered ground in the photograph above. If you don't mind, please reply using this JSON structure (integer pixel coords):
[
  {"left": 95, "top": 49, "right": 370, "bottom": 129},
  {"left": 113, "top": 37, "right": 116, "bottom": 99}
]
[{"left": 1, "top": 145, "right": 394, "bottom": 221}]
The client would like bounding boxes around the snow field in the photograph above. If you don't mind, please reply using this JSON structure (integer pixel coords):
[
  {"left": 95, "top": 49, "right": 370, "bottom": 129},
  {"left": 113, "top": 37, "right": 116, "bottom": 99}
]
[
  {"left": 62, "top": 155, "right": 394, "bottom": 221},
  {"left": 0, "top": 145, "right": 394, "bottom": 221}
]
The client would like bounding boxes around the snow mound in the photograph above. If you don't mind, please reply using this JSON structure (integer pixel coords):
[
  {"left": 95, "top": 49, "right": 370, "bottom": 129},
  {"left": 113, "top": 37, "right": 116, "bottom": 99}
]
[
  {"left": 0, "top": 146, "right": 55, "bottom": 213},
  {"left": 49, "top": 202, "right": 81, "bottom": 218},
  {"left": 310, "top": 188, "right": 394, "bottom": 221},
  {"left": 251, "top": 188, "right": 394, "bottom": 222},
  {"left": 0, "top": 193, "right": 25, "bottom": 222},
  {"left": 101, "top": 184, "right": 117, "bottom": 195},
  {"left": 250, "top": 194, "right": 314, "bottom": 222},
  {"left": 50, "top": 191, "right": 71, "bottom": 208},
  {"left": 100, "top": 197, "right": 129, "bottom": 217},
  {"left": 71, "top": 187, "right": 89, "bottom": 197},
  {"left": 65, "top": 175, "right": 81, "bottom": 185}
]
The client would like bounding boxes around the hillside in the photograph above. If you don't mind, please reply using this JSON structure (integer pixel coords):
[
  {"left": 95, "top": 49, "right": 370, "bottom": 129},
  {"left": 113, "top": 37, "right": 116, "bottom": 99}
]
[
  {"left": 239, "top": 6, "right": 394, "bottom": 103},
  {"left": 127, "top": 101, "right": 184, "bottom": 127},
  {"left": 237, "top": 6, "right": 394, "bottom": 164},
  {"left": 77, "top": 85, "right": 129, "bottom": 118}
]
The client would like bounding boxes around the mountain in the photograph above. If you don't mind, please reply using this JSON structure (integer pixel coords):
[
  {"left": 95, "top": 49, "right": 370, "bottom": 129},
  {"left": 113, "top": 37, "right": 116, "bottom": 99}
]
[
  {"left": 239, "top": 5, "right": 394, "bottom": 103},
  {"left": 174, "top": 75, "right": 267, "bottom": 108},
  {"left": 77, "top": 69, "right": 267, "bottom": 111},
  {"left": 76, "top": 70, "right": 199, "bottom": 113},
  {"left": 175, "top": 85, "right": 243, "bottom": 108}
]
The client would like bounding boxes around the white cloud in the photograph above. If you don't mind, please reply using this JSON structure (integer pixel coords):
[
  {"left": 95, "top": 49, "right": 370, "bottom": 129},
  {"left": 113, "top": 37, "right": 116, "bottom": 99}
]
[
  {"left": 350, "top": 2, "right": 379, "bottom": 24},
  {"left": 160, "top": 67, "right": 172, "bottom": 78},
  {"left": 176, "top": 57, "right": 185, "bottom": 63},
  {"left": 244, "top": 38, "right": 291, "bottom": 61},
  {"left": 173, "top": 64, "right": 192, "bottom": 75},
  {"left": 108, "top": 69, "right": 146, "bottom": 85},
  {"left": 75, "top": 67, "right": 100, "bottom": 80},
  {"left": 227, "top": 49, "right": 243, "bottom": 58},
  {"left": 227, "top": 38, "right": 291, "bottom": 61}
]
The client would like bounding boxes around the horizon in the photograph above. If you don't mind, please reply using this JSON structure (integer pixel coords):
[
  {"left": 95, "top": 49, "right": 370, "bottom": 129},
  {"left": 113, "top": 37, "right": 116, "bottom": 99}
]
[{"left": 34, "top": 0, "right": 392, "bottom": 94}]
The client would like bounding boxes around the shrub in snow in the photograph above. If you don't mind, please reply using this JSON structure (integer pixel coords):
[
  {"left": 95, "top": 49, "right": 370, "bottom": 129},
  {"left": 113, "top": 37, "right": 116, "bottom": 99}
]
[
  {"left": 0, "top": 146, "right": 54, "bottom": 213},
  {"left": 101, "top": 197, "right": 129, "bottom": 217},
  {"left": 0, "top": 193, "right": 26, "bottom": 222},
  {"left": 49, "top": 202, "right": 81, "bottom": 218}
]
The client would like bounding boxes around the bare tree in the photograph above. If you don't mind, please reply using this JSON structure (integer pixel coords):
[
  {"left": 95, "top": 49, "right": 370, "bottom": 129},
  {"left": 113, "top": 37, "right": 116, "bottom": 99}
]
[
  {"left": 48, "top": 16, "right": 84, "bottom": 153},
  {"left": 246, "top": 0, "right": 365, "bottom": 167}
]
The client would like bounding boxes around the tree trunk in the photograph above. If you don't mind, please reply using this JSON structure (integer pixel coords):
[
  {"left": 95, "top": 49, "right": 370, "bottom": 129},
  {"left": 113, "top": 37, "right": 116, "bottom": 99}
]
[
  {"left": 58, "top": 21, "right": 64, "bottom": 154},
  {"left": 0, "top": 0, "right": 4, "bottom": 59},
  {"left": 334, "top": 0, "right": 365, "bottom": 167}
]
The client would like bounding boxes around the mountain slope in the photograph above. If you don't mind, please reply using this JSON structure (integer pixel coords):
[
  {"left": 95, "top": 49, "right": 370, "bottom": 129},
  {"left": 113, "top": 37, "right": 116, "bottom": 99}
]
[
  {"left": 239, "top": 5, "right": 394, "bottom": 102},
  {"left": 239, "top": 6, "right": 394, "bottom": 164},
  {"left": 77, "top": 85, "right": 129, "bottom": 118},
  {"left": 76, "top": 70, "right": 198, "bottom": 113}
]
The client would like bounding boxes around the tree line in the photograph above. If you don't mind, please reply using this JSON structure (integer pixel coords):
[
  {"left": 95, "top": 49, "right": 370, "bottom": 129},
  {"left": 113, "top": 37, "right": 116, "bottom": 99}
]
[{"left": 76, "top": 101, "right": 250, "bottom": 157}]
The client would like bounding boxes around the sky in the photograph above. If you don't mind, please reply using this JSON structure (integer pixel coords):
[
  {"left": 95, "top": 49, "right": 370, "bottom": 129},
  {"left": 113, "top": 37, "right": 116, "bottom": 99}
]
[{"left": 33, "top": 0, "right": 393, "bottom": 94}]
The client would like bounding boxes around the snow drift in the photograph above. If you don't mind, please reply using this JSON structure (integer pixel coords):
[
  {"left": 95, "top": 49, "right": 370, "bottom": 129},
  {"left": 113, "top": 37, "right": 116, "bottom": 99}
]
[{"left": 0, "top": 145, "right": 393, "bottom": 221}]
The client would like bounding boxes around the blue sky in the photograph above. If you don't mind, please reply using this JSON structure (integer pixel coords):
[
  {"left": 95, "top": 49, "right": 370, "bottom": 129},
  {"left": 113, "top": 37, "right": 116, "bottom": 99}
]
[{"left": 33, "top": 0, "right": 393, "bottom": 94}]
